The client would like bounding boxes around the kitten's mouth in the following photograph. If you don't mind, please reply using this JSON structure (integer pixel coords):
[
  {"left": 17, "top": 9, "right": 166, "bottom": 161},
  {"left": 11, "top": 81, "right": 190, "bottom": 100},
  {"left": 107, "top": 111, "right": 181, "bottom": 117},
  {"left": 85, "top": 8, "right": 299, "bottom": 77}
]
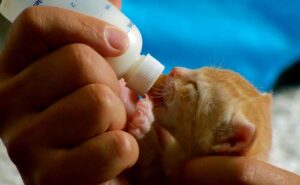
[{"left": 148, "top": 74, "right": 175, "bottom": 106}]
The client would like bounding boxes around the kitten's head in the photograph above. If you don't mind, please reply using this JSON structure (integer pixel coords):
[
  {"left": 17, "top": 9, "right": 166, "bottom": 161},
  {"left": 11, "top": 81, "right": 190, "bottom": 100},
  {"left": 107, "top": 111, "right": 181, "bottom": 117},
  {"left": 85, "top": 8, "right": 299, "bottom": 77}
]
[{"left": 149, "top": 67, "right": 271, "bottom": 159}]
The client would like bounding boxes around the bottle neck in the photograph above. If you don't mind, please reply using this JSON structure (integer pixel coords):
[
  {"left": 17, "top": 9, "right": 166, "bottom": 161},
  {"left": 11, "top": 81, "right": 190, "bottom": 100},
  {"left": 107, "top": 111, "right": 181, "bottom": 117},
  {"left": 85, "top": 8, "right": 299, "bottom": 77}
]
[{"left": 124, "top": 54, "right": 164, "bottom": 95}]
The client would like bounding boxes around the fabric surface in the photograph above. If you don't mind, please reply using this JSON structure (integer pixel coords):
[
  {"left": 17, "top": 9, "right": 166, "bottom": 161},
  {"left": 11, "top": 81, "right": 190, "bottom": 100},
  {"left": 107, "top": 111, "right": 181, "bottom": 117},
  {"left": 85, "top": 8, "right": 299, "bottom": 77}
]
[
  {"left": 122, "top": 0, "right": 300, "bottom": 91},
  {"left": 271, "top": 88, "right": 300, "bottom": 175}
]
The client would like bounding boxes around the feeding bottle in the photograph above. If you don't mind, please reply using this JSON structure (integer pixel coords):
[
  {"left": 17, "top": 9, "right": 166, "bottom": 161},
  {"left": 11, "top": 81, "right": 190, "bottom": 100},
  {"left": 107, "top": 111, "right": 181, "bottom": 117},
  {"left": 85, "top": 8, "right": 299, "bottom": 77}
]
[{"left": 0, "top": 0, "right": 165, "bottom": 95}]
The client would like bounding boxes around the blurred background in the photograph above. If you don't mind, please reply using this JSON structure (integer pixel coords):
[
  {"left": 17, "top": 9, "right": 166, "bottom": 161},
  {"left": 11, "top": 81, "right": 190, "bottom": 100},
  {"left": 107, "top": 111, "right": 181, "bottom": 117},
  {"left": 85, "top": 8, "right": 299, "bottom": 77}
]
[
  {"left": 0, "top": 0, "right": 300, "bottom": 184},
  {"left": 121, "top": 0, "right": 300, "bottom": 91}
]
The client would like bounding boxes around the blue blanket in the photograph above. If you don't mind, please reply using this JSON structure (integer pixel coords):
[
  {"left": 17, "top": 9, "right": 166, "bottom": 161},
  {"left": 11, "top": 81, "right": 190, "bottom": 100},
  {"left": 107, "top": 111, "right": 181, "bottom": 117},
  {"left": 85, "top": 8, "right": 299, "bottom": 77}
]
[{"left": 122, "top": 0, "right": 300, "bottom": 91}]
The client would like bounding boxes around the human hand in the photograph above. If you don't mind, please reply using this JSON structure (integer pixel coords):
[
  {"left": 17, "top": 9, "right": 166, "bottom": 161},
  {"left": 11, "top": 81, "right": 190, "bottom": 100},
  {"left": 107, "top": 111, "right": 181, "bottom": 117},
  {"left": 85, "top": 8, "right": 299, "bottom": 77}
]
[
  {"left": 178, "top": 156, "right": 300, "bottom": 185},
  {"left": 0, "top": 0, "right": 139, "bottom": 184}
]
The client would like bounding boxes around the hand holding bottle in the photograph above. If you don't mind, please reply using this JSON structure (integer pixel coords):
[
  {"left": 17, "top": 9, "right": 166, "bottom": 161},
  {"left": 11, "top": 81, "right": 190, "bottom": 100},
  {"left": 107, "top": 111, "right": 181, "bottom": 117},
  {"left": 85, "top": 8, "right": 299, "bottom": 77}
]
[{"left": 0, "top": 1, "right": 139, "bottom": 184}]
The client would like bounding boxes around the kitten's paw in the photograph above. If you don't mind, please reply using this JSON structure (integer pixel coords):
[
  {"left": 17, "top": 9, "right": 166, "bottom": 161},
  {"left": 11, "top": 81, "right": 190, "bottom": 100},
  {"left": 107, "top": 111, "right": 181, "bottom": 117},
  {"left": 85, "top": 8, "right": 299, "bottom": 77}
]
[{"left": 128, "top": 97, "right": 154, "bottom": 139}]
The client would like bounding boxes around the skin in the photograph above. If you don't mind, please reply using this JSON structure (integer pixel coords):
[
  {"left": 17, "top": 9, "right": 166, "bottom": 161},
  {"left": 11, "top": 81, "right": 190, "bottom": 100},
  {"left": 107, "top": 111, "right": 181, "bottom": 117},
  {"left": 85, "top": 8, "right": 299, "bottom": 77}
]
[
  {"left": 179, "top": 156, "right": 300, "bottom": 185},
  {"left": 0, "top": 0, "right": 138, "bottom": 184},
  {"left": 0, "top": 0, "right": 299, "bottom": 184},
  {"left": 128, "top": 69, "right": 300, "bottom": 185}
]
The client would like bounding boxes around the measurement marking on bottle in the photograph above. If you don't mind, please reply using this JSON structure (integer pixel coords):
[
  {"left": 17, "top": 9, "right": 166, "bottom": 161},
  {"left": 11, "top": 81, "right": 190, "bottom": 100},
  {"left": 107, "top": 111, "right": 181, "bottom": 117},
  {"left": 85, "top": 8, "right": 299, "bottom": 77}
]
[
  {"left": 105, "top": 4, "right": 111, "bottom": 10},
  {"left": 33, "top": 0, "right": 43, "bottom": 6},
  {"left": 70, "top": 2, "right": 76, "bottom": 8},
  {"left": 126, "top": 21, "right": 134, "bottom": 33},
  {"left": 70, "top": 0, "right": 79, "bottom": 8}
]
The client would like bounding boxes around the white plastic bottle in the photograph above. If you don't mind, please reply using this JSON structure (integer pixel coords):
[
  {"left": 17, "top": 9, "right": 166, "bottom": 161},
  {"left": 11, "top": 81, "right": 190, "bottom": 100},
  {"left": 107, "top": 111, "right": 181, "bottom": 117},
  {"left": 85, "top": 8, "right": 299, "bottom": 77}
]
[{"left": 0, "top": 0, "right": 164, "bottom": 95}]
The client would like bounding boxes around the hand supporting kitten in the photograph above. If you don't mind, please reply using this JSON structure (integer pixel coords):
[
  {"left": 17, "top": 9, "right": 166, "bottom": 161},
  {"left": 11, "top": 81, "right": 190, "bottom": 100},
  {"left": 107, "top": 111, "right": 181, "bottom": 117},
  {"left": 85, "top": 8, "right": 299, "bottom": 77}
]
[{"left": 126, "top": 67, "right": 272, "bottom": 185}]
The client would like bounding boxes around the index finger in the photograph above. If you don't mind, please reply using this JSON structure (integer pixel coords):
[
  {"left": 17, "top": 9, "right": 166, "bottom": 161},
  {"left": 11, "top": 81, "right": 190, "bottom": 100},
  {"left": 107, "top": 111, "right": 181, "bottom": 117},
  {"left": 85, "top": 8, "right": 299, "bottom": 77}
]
[{"left": 0, "top": 6, "right": 128, "bottom": 74}]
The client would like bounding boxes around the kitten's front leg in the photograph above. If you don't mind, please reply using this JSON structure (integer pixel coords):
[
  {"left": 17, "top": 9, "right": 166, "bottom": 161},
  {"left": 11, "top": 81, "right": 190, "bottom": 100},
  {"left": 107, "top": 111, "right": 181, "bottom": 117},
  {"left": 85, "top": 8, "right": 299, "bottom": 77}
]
[
  {"left": 127, "top": 96, "right": 154, "bottom": 139},
  {"left": 119, "top": 79, "right": 154, "bottom": 139}
]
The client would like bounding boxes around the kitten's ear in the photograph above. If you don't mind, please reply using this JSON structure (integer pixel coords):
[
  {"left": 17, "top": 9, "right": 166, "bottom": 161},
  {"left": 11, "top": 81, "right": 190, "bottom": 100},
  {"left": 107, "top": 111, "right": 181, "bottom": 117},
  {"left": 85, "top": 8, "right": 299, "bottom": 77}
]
[{"left": 212, "top": 112, "right": 256, "bottom": 154}]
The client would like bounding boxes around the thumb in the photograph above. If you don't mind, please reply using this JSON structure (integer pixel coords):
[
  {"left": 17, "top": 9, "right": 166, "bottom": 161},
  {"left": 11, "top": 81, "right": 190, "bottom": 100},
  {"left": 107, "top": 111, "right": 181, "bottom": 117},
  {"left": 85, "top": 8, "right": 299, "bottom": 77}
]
[
  {"left": 1, "top": 6, "right": 128, "bottom": 74},
  {"left": 179, "top": 156, "right": 300, "bottom": 185}
]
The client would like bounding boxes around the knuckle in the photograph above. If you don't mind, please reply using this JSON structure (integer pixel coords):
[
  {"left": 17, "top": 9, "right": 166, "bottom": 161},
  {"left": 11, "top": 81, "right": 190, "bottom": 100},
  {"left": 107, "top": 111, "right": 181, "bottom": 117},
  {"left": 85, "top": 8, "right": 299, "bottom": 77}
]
[
  {"left": 18, "top": 7, "right": 44, "bottom": 34},
  {"left": 66, "top": 43, "right": 96, "bottom": 60},
  {"left": 65, "top": 44, "right": 93, "bottom": 65},
  {"left": 85, "top": 84, "right": 117, "bottom": 113},
  {"left": 81, "top": 84, "right": 126, "bottom": 132},
  {"left": 111, "top": 131, "right": 134, "bottom": 160},
  {"left": 63, "top": 44, "right": 102, "bottom": 77}
]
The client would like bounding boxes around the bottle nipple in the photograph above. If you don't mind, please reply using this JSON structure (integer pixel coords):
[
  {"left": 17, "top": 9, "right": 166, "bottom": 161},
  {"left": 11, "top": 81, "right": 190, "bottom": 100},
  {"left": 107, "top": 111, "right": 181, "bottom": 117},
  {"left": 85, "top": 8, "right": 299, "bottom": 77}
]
[{"left": 124, "top": 54, "right": 164, "bottom": 95}]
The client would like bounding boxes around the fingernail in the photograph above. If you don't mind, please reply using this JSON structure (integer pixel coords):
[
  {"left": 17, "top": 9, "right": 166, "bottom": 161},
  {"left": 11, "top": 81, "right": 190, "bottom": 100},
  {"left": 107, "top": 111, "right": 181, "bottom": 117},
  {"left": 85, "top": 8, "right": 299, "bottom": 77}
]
[{"left": 104, "top": 27, "right": 128, "bottom": 52}]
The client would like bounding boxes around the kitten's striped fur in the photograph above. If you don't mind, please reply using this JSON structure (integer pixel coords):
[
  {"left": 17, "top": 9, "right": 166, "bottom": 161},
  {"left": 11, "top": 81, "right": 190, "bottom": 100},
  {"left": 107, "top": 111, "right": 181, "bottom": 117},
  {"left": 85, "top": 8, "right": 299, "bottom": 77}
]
[{"left": 129, "top": 67, "right": 272, "bottom": 185}]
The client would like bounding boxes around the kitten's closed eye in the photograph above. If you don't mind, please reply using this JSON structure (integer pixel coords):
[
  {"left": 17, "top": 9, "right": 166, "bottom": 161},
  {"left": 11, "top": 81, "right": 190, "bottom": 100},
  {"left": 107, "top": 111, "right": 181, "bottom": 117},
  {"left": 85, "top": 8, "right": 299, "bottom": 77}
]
[
  {"left": 150, "top": 67, "right": 271, "bottom": 159},
  {"left": 129, "top": 67, "right": 272, "bottom": 185}
]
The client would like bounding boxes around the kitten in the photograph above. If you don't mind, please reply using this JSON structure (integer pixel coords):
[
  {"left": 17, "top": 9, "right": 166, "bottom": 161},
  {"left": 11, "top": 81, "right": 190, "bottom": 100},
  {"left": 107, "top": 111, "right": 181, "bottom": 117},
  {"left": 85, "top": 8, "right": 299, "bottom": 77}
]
[{"left": 125, "top": 67, "right": 272, "bottom": 185}]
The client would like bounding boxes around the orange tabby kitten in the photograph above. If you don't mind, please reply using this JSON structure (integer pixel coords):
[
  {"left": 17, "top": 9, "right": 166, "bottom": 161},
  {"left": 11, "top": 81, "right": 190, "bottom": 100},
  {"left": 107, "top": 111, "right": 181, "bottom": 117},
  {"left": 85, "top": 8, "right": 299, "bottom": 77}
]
[{"left": 126, "top": 67, "right": 272, "bottom": 185}]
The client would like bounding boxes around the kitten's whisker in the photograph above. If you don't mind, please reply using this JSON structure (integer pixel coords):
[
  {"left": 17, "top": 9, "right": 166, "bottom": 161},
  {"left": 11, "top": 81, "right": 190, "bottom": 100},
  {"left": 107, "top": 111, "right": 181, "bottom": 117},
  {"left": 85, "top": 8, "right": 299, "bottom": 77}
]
[
  {"left": 151, "top": 93, "right": 169, "bottom": 99},
  {"left": 149, "top": 92, "right": 165, "bottom": 97},
  {"left": 150, "top": 86, "right": 164, "bottom": 91},
  {"left": 150, "top": 90, "right": 165, "bottom": 95},
  {"left": 149, "top": 90, "right": 170, "bottom": 96}
]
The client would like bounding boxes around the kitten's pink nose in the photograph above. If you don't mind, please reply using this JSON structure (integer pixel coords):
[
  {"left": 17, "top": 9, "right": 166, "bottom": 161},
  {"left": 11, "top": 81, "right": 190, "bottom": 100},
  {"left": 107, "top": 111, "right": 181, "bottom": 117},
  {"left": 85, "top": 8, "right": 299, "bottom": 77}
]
[{"left": 170, "top": 67, "right": 191, "bottom": 77}]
